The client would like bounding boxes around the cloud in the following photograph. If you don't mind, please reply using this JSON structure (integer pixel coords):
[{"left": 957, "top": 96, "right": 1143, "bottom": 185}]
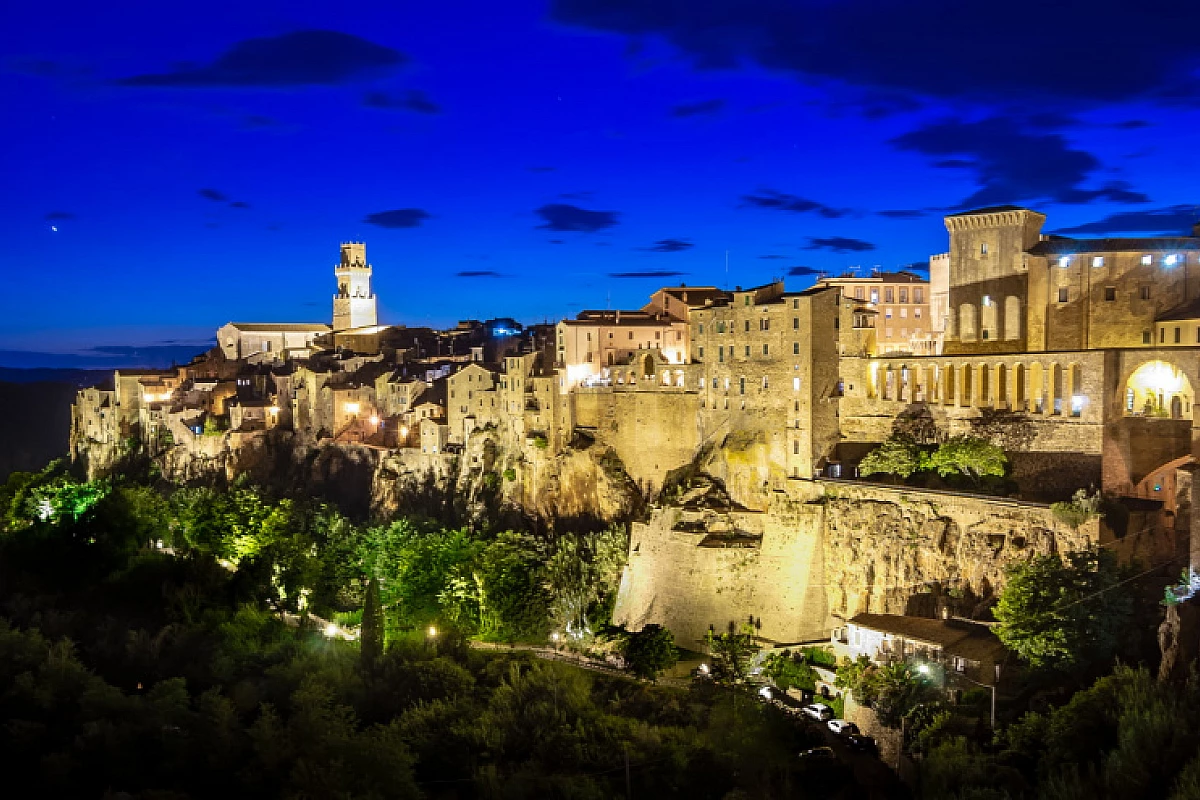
[
  {"left": 642, "top": 238, "right": 693, "bottom": 252},
  {"left": 905, "top": 261, "right": 930, "bottom": 271},
  {"left": 787, "top": 266, "right": 823, "bottom": 276},
  {"left": 670, "top": 98, "right": 725, "bottom": 117},
  {"left": 456, "top": 270, "right": 502, "bottom": 278},
  {"left": 363, "top": 89, "right": 440, "bottom": 114},
  {"left": 44, "top": 211, "right": 75, "bottom": 221},
  {"left": 1054, "top": 205, "right": 1200, "bottom": 236},
  {"left": 741, "top": 190, "right": 850, "bottom": 218},
  {"left": 198, "top": 188, "right": 229, "bottom": 202},
  {"left": 890, "top": 117, "right": 1152, "bottom": 208},
  {"left": 535, "top": 203, "right": 619, "bottom": 232},
  {"left": 229, "top": 201, "right": 250, "bottom": 209},
  {"left": 804, "top": 236, "right": 876, "bottom": 253},
  {"left": 548, "top": 0, "right": 1200, "bottom": 107},
  {"left": 363, "top": 208, "right": 431, "bottom": 228},
  {"left": 117, "top": 30, "right": 405, "bottom": 88},
  {"left": 609, "top": 270, "right": 687, "bottom": 278},
  {"left": 877, "top": 209, "right": 926, "bottom": 219}
]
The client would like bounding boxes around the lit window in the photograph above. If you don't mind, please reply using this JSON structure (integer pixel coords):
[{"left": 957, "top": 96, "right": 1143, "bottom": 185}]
[
  {"left": 981, "top": 243, "right": 989, "bottom": 255},
  {"left": 793, "top": 377, "right": 801, "bottom": 391},
  {"left": 1058, "top": 256, "right": 1071, "bottom": 268},
  {"left": 900, "top": 308, "right": 908, "bottom": 318},
  {"left": 1166, "top": 254, "right": 1181, "bottom": 266},
  {"left": 1092, "top": 256, "right": 1104, "bottom": 267},
  {"left": 915, "top": 308, "right": 922, "bottom": 318},
  {"left": 1142, "top": 254, "right": 1153, "bottom": 265}
]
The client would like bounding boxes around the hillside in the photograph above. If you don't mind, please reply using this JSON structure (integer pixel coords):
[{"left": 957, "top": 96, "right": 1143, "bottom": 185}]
[{"left": 0, "top": 380, "right": 80, "bottom": 480}]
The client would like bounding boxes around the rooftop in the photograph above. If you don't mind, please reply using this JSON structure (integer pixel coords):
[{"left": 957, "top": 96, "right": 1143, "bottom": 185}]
[
  {"left": 225, "top": 322, "right": 332, "bottom": 332},
  {"left": 1028, "top": 237, "right": 1200, "bottom": 256},
  {"left": 849, "top": 613, "right": 1004, "bottom": 664}
]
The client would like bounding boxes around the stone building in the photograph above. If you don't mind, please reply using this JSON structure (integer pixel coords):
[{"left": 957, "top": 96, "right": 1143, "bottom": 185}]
[
  {"left": 332, "top": 242, "right": 378, "bottom": 332},
  {"left": 217, "top": 322, "right": 330, "bottom": 362},
  {"left": 556, "top": 304, "right": 691, "bottom": 389},
  {"left": 817, "top": 271, "right": 932, "bottom": 355}
]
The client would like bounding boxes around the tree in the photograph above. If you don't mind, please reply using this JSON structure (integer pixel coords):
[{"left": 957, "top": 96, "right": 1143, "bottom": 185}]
[
  {"left": 994, "top": 546, "right": 1131, "bottom": 672},
  {"left": 926, "top": 435, "right": 1007, "bottom": 482},
  {"left": 704, "top": 622, "right": 758, "bottom": 685},
  {"left": 762, "top": 650, "right": 817, "bottom": 693},
  {"left": 619, "top": 624, "right": 678, "bottom": 681},
  {"left": 858, "top": 434, "right": 926, "bottom": 479},
  {"left": 361, "top": 577, "right": 383, "bottom": 670}
]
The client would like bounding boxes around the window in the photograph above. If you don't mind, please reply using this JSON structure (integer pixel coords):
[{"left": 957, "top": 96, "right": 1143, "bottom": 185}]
[
  {"left": 1161, "top": 327, "right": 1166, "bottom": 343},
  {"left": 586, "top": 332, "right": 591, "bottom": 341},
  {"left": 1058, "top": 287, "right": 1069, "bottom": 303},
  {"left": 900, "top": 308, "right": 908, "bottom": 318},
  {"left": 793, "top": 377, "right": 801, "bottom": 391},
  {"left": 870, "top": 289, "right": 879, "bottom": 304},
  {"left": 744, "top": 345, "right": 750, "bottom": 357},
  {"left": 793, "top": 317, "right": 799, "bottom": 329},
  {"left": 915, "top": 308, "right": 922, "bottom": 318},
  {"left": 914, "top": 288, "right": 924, "bottom": 303},
  {"left": 744, "top": 320, "right": 750, "bottom": 332},
  {"left": 885, "top": 308, "right": 893, "bottom": 319},
  {"left": 793, "top": 299, "right": 799, "bottom": 309},
  {"left": 762, "top": 376, "right": 769, "bottom": 389},
  {"left": 1105, "top": 287, "right": 1116, "bottom": 301},
  {"left": 1143, "top": 330, "right": 1152, "bottom": 345},
  {"left": 698, "top": 346, "right": 704, "bottom": 358},
  {"left": 1175, "top": 327, "right": 1181, "bottom": 344},
  {"left": 760, "top": 318, "right": 770, "bottom": 331},
  {"left": 699, "top": 324, "right": 704, "bottom": 334},
  {"left": 739, "top": 377, "right": 745, "bottom": 394},
  {"left": 885, "top": 288, "right": 894, "bottom": 303},
  {"left": 1092, "top": 256, "right": 1105, "bottom": 268},
  {"left": 744, "top": 295, "right": 751, "bottom": 305},
  {"left": 718, "top": 347, "right": 724, "bottom": 363},
  {"left": 763, "top": 344, "right": 769, "bottom": 355},
  {"left": 980, "top": 242, "right": 989, "bottom": 255},
  {"left": 712, "top": 377, "right": 718, "bottom": 388},
  {"left": 899, "top": 288, "right": 908, "bottom": 303},
  {"left": 628, "top": 331, "right": 633, "bottom": 339},
  {"left": 793, "top": 342, "right": 800, "bottom": 355},
  {"left": 655, "top": 331, "right": 660, "bottom": 339},
  {"left": 1142, "top": 254, "right": 1153, "bottom": 265},
  {"left": 885, "top": 327, "right": 893, "bottom": 338},
  {"left": 1140, "top": 286, "right": 1151, "bottom": 300},
  {"left": 855, "top": 287, "right": 865, "bottom": 300}
]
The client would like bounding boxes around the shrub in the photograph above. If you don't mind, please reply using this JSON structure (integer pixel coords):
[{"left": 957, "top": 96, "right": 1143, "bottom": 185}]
[{"left": 502, "top": 468, "right": 516, "bottom": 482}]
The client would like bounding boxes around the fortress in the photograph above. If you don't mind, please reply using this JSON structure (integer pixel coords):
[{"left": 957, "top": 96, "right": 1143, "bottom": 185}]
[{"left": 72, "top": 208, "right": 1199, "bottom": 648}]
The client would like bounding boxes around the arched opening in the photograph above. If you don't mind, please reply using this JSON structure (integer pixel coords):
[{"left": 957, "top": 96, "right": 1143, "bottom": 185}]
[
  {"left": 979, "top": 363, "right": 991, "bottom": 406},
  {"left": 1051, "top": 363, "right": 1064, "bottom": 415},
  {"left": 1031, "top": 363, "right": 1045, "bottom": 413},
  {"left": 943, "top": 364, "right": 955, "bottom": 404},
  {"left": 996, "top": 364, "right": 1009, "bottom": 408},
  {"left": 1125, "top": 360, "right": 1193, "bottom": 419},
  {"left": 980, "top": 299, "right": 997, "bottom": 342},
  {"left": 641, "top": 353, "right": 655, "bottom": 380},
  {"left": 1005, "top": 296, "right": 1022, "bottom": 340},
  {"left": 1014, "top": 364, "right": 1027, "bottom": 411},
  {"left": 960, "top": 364, "right": 973, "bottom": 407},
  {"left": 959, "top": 303, "right": 977, "bottom": 341}
]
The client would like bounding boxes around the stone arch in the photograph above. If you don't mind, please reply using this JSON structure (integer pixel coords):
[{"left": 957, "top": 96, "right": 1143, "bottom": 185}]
[
  {"left": 980, "top": 299, "right": 998, "bottom": 341},
  {"left": 960, "top": 363, "right": 973, "bottom": 407},
  {"left": 1051, "top": 363, "right": 1064, "bottom": 414},
  {"left": 1014, "top": 363, "right": 1027, "bottom": 411},
  {"left": 996, "top": 364, "right": 1009, "bottom": 408},
  {"left": 640, "top": 353, "right": 655, "bottom": 379},
  {"left": 1124, "top": 360, "right": 1194, "bottom": 419},
  {"left": 959, "top": 303, "right": 977, "bottom": 341},
  {"left": 1005, "top": 296, "right": 1022, "bottom": 340},
  {"left": 979, "top": 362, "right": 991, "bottom": 406},
  {"left": 942, "top": 364, "right": 955, "bottom": 404},
  {"left": 1030, "top": 363, "right": 1046, "bottom": 413}
]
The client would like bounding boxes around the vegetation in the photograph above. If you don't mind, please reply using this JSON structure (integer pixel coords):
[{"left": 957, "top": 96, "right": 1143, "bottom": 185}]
[
  {"left": 612, "top": 623, "right": 679, "bottom": 681},
  {"left": 834, "top": 655, "right": 939, "bottom": 728},
  {"left": 762, "top": 649, "right": 818, "bottom": 693},
  {"left": 0, "top": 463, "right": 831, "bottom": 798},
  {"left": 1051, "top": 487, "right": 1104, "bottom": 529},
  {"left": 918, "top": 666, "right": 1200, "bottom": 800},
  {"left": 993, "top": 546, "right": 1131, "bottom": 672},
  {"left": 858, "top": 433, "right": 1008, "bottom": 487},
  {"left": 704, "top": 622, "right": 760, "bottom": 685}
]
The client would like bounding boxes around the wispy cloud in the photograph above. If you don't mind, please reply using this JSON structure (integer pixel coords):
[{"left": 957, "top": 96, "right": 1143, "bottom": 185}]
[
  {"left": 535, "top": 203, "right": 619, "bottom": 233},
  {"left": 363, "top": 208, "right": 431, "bottom": 228}
]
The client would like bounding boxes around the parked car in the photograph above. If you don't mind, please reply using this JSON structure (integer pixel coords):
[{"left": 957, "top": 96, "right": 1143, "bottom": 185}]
[
  {"left": 845, "top": 734, "right": 879, "bottom": 754},
  {"left": 798, "top": 746, "right": 837, "bottom": 762},
  {"left": 801, "top": 703, "right": 834, "bottom": 722},
  {"left": 827, "top": 719, "right": 859, "bottom": 736}
]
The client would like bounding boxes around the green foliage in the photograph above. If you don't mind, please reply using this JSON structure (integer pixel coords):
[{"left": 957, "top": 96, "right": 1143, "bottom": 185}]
[
  {"left": 361, "top": 577, "right": 383, "bottom": 670},
  {"left": 762, "top": 650, "right": 817, "bottom": 693},
  {"left": 926, "top": 435, "right": 1007, "bottom": 482},
  {"left": 202, "top": 415, "right": 228, "bottom": 436},
  {"left": 615, "top": 624, "right": 678, "bottom": 680},
  {"left": 994, "top": 546, "right": 1131, "bottom": 672},
  {"left": 800, "top": 645, "right": 837, "bottom": 669},
  {"left": 530, "top": 433, "right": 549, "bottom": 449},
  {"left": 543, "top": 525, "right": 628, "bottom": 642},
  {"left": 502, "top": 467, "right": 516, "bottom": 481},
  {"left": 1051, "top": 488, "right": 1105, "bottom": 529},
  {"left": 859, "top": 434, "right": 926, "bottom": 478},
  {"left": 834, "top": 655, "right": 938, "bottom": 728},
  {"left": 922, "top": 665, "right": 1200, "bottom": 800},
  {"left": 704, "top": 622, "right": 759, "bottom": 685}
]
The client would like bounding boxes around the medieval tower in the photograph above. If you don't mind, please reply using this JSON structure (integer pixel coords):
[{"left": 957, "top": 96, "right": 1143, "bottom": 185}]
[{"left": 333, "top": 242, "right": 378, "bottom": 331}]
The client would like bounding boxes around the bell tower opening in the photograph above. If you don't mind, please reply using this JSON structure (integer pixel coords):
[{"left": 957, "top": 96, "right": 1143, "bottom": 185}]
[{"left": 333, "top": 242, "right": 378, "bottom": 331}]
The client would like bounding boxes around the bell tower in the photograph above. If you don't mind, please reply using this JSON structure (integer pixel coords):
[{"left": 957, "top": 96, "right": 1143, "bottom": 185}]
[{"left": 333, "top": 242, "right": 378, "bottom": 331}]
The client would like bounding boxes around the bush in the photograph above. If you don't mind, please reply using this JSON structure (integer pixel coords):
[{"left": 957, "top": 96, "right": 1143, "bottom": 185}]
[
  {"left": 1051, "top": 488, "right": 1104, "bottom": 529},
  {"left": 858, "top": 434, "right": 926, "bottom": 479},
  {"left": 502, "top": 468, "right": 516, "bottom": 482}
]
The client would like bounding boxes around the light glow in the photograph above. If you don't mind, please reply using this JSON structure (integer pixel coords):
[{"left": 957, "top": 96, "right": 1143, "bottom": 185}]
[
  {"left": 344, "top": 402, "right": 360, "bottom": 414},
  {"left": 427, "top": 625, "right": 438, "bottom": 638},
  {"left": 1166, "top": 254, "right": 1181, "bottom": 266},
  {"left": 1058, "top": 256, "right": 1071, "bottom": 268},
  {"left": 369, "top": 414, "right": 379, "bottom": 425}
]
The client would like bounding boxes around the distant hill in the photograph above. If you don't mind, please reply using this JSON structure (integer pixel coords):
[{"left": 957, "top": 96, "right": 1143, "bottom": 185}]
[
  {"left": 0, "top": 367, "right": 112, "bottom": 387},
  {"left": 0, "top": 378, "right": 86, "bottom": 481}
]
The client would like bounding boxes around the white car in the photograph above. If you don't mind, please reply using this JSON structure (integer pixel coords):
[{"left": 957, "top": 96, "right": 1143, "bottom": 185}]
[
  {"left": 801, "top": 703, "right": 834, "bottom": 722},
  {"left": 827, "top": 719, "right": 859, "bottom": 735}
]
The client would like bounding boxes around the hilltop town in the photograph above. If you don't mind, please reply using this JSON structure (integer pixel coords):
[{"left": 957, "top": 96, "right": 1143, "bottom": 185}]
[{"left": 71, "top": 206, "right": 1199, "bottom": 657}]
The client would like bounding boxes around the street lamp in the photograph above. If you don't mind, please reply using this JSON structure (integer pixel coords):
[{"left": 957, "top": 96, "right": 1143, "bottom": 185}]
[{"left": 427, "top": 625, "right": 438, "bottom": 639}]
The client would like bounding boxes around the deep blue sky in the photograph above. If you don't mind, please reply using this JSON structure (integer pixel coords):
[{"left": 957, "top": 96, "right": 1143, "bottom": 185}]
[{"left": 3, "top": 0, "right": 1199, "bottom": 367}]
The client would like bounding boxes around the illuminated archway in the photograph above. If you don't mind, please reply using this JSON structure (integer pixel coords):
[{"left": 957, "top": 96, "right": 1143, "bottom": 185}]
[{"left": 1125, "top": 361, "right": 1193, "bottom": 419}]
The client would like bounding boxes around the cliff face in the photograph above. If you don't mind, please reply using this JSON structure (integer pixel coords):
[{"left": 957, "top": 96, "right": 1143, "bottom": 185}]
[{"left": 614, "top": 479, "right": 1103, "bottom": 646}]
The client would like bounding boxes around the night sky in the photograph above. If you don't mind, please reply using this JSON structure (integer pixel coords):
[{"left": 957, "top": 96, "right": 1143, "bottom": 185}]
[{"left": 4, "top": 0, "right": 1200, "bottom": 367}]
